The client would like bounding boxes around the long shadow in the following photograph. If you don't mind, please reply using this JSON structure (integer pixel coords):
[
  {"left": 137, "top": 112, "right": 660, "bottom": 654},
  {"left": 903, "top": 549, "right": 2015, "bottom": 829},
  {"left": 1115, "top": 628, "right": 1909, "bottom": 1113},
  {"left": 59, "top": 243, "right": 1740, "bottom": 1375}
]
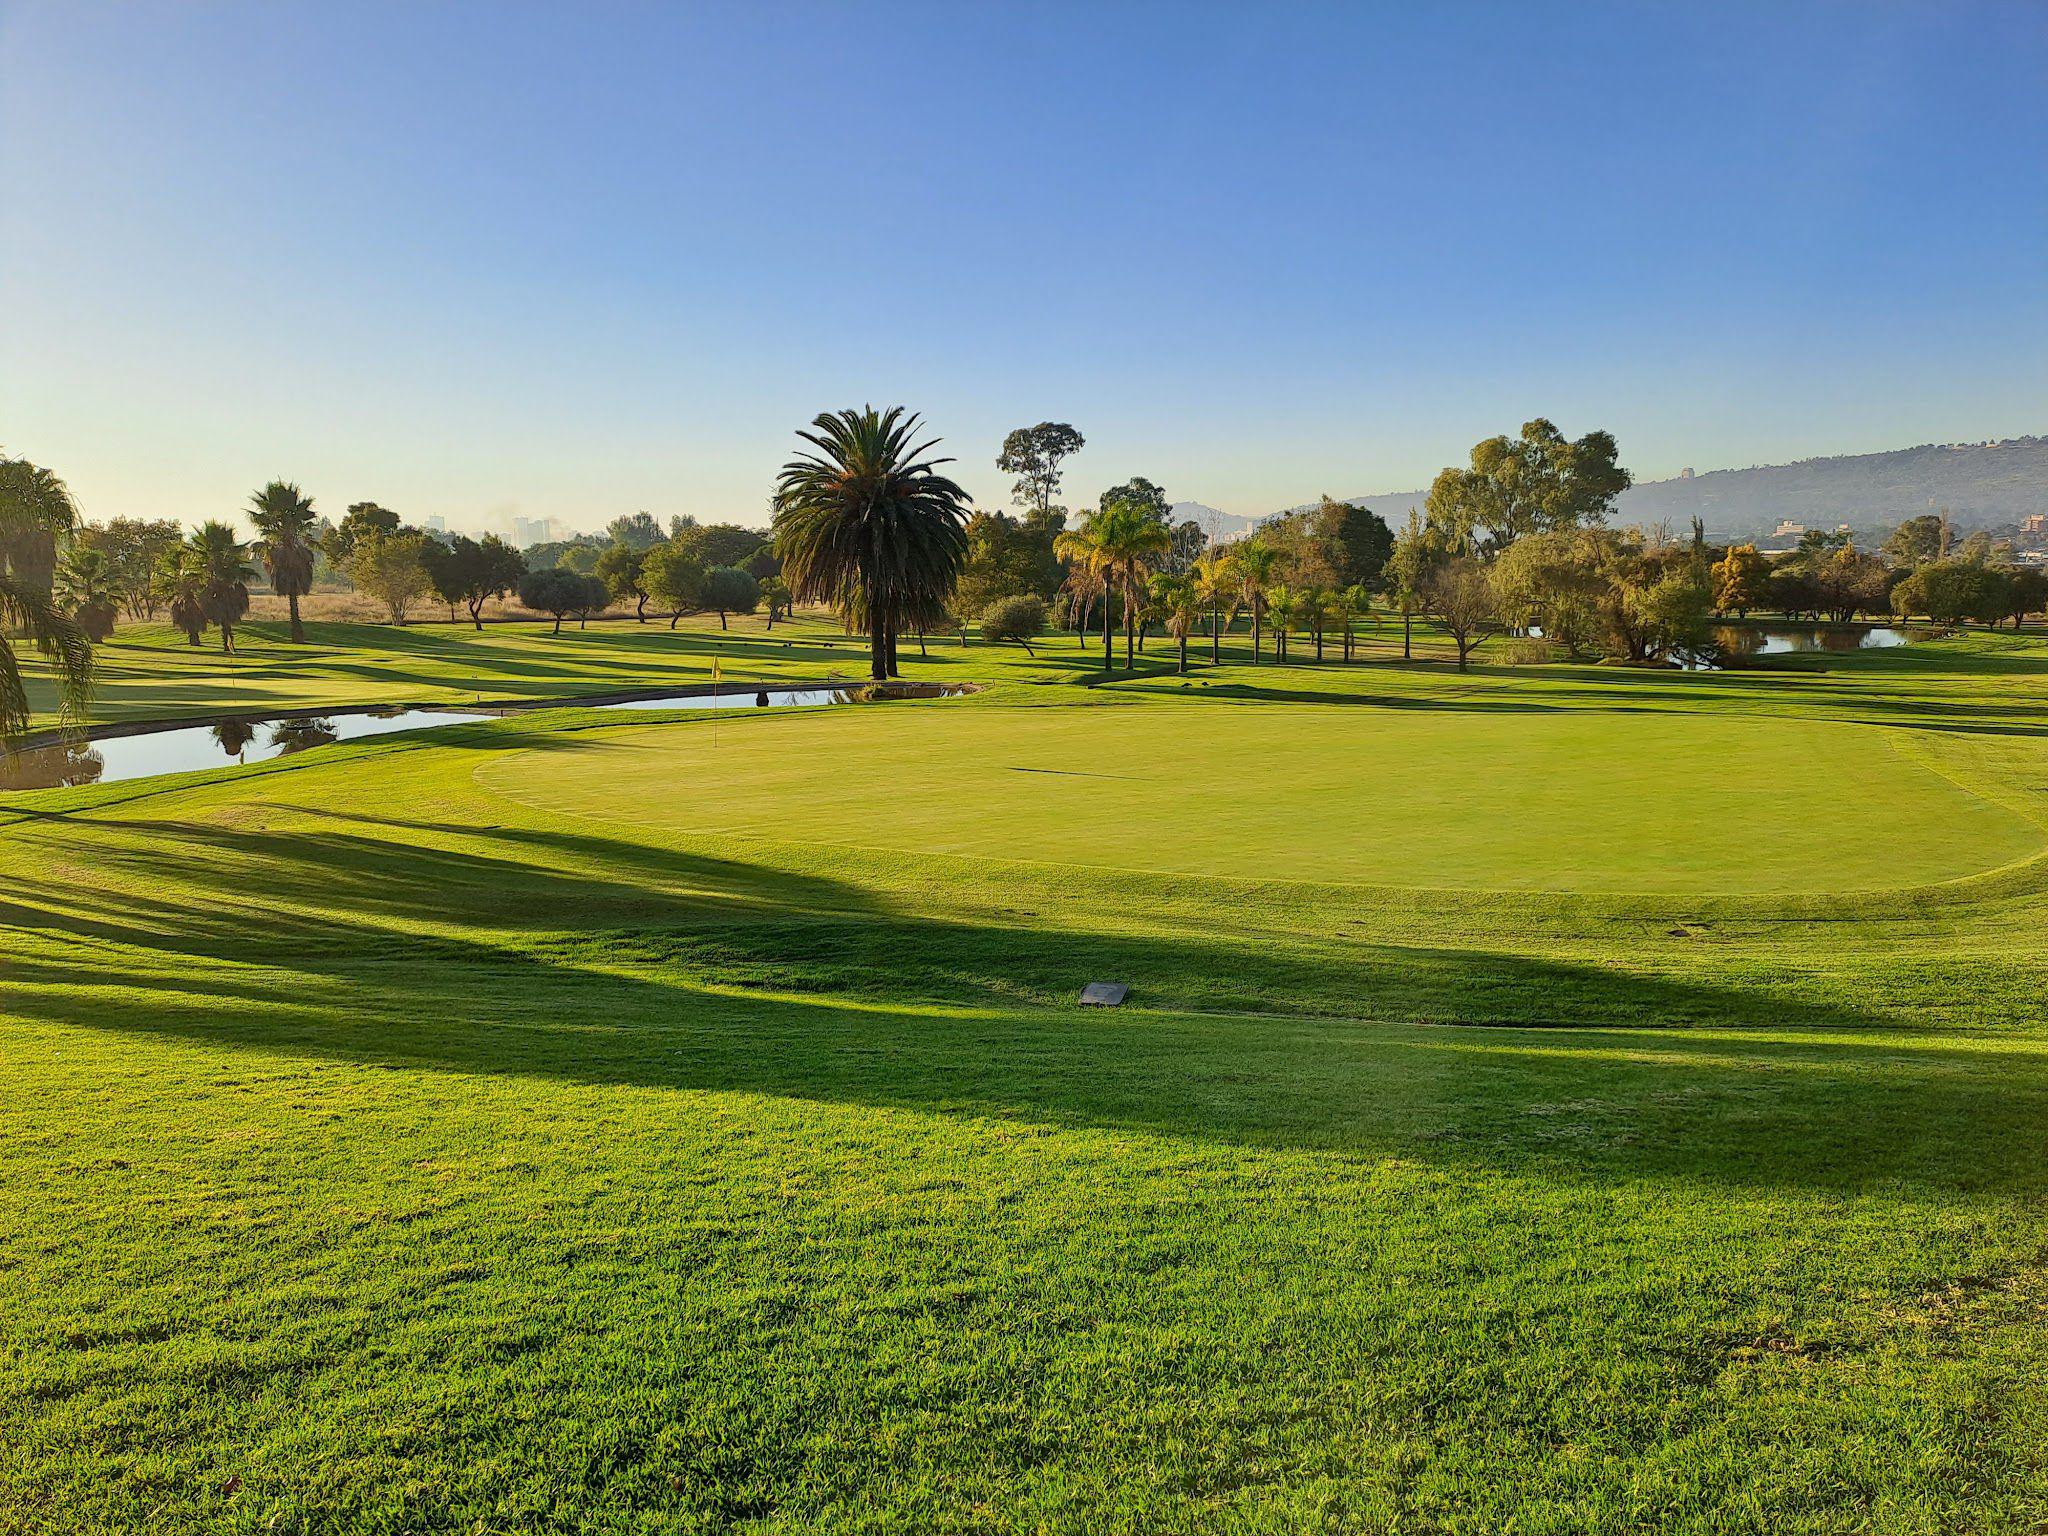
[{"left": 7, "top": 814, "right": 2046, "bottom": 1196}]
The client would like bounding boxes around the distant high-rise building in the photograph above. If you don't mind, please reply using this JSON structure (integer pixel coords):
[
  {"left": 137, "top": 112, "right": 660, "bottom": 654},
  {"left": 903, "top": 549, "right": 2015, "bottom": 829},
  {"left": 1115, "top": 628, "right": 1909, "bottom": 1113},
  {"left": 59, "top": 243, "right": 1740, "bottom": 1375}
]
[
  {"left": 511, "top": 516, "right": 555, "bottom": 548},
  {"left": 423, "top": 514, "right": 448, "bottom": 534}
]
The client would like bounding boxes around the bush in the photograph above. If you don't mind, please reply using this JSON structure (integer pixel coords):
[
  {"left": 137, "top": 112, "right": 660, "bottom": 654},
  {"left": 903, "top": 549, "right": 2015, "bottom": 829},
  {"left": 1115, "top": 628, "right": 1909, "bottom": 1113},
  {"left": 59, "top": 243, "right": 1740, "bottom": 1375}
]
[{"left": 980, "top": 594, "right": 1048, "bottom": 654}]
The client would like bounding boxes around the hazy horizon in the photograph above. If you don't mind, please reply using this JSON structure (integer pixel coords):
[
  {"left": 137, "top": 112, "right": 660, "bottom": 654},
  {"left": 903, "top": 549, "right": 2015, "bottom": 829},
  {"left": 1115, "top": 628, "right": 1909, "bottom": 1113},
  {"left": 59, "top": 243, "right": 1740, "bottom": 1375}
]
[{"left": 4, "top": 1, "right": 2043, "bottom": 538}]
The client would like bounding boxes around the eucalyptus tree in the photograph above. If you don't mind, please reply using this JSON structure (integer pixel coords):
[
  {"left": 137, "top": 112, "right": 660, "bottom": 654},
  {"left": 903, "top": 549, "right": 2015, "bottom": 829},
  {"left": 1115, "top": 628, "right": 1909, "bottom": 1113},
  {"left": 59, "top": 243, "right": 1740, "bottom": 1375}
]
[
  {"left": 247, "top": 480, "right": 319, "bottom": 641},
  {"left": 996, "top": 422, "right": 1085, "bottom": 518},
  {"left": 1424, "top": 418, "right": 1630, "bottom": 555},
  {"left": 773, "top": 406, "right": 971, "bottom": 681},
  {"left": 0, "top": 454, "right": 92, "bottom": 733}
]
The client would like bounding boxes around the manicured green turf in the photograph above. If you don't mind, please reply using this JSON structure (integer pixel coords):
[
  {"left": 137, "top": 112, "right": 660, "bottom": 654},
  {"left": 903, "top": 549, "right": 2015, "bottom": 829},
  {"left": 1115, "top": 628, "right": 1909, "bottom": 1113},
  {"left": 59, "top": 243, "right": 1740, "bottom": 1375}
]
[
  {"left": 480, "top": 701, "right": 2043, "bottom": 892},
  {"left": 6, "top": 630, "right": 2048, "bottom": 1532}
]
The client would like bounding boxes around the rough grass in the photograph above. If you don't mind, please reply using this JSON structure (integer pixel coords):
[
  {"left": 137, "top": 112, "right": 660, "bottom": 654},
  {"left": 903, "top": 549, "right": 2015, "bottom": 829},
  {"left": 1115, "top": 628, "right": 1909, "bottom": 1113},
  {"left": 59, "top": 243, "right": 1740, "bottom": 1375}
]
[{"left": 6, "top": 631, "right": 2048, "bottom": 1532}]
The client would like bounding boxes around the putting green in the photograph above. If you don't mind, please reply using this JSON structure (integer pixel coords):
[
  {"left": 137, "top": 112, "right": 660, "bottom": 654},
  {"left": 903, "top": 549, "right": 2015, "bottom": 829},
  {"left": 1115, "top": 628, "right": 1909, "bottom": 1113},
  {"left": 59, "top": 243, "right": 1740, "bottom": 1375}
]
[{"left": 475, "top": 701, "right": 2045, "bottom": 893}]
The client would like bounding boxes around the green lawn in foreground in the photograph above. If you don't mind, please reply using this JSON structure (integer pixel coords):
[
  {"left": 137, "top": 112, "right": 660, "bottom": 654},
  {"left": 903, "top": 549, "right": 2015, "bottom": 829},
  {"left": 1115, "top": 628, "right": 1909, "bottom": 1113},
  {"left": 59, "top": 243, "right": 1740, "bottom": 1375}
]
[{"left": 5, "top": 633, "right": 2048, "bottom": 1532}]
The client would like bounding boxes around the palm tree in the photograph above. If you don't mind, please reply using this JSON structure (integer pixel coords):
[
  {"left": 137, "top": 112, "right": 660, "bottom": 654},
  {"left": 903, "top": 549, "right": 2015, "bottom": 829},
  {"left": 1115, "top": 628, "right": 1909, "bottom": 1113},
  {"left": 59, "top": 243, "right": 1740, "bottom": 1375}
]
[
  {"left": 1303, "top": 585, "right": 1331, "bottom": 662},
  {"left": 155, "top": 547, "right": 208, "bottom": 646},
  {"left": 55, "top": 547, "right": 121, "bottom": 641},
  {"left": 189, "top": 521, "right": 254, "bottom": 653},
  {"left": 1265, "top": 584, "right": 1299, "bottom": 662},
  {"left": 1233, "top": 539, "right": 1283, "bottom": 663},
  {"left": 1150, "top": 572, "right": 1202, "bottom": 674},
  {"left": 1192, "top": 550, "right": 1238, "bottom": 665},
  {"left": 1340, "top": 583, "right": 1374, "bottom": 660},
  {"left": 247, "top": 480, "right": 319, "bottom": 643},
  {"left": 1094, "top": 498, "right": 1172, "bottom": 669},
  {"left": 1053, "top": 518, "right": 1116, "bottom": 670},
  {"left": 0, "top": 454, "right": 92, "bottom": 735},
  {"left": 1058, "top": 560, "right": 1106, "bottom": 651},
  {"left": 772, "top": 407, "right": 971, "bottom": 681}
]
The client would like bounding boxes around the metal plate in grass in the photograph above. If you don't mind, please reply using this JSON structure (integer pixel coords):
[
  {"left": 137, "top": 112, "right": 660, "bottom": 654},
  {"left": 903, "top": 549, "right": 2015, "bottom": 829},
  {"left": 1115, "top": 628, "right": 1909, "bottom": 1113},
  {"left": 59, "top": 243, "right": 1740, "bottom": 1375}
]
[{"left": 1079, "top": 982, "right": 1129, "bottom": 1007}]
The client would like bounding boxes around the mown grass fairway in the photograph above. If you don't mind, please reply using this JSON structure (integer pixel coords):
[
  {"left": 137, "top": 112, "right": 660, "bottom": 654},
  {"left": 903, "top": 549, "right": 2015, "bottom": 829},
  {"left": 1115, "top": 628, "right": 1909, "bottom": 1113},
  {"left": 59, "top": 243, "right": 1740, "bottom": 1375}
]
[{"left": 6, "top": 633, "right": 2048, "bottom": 1532}]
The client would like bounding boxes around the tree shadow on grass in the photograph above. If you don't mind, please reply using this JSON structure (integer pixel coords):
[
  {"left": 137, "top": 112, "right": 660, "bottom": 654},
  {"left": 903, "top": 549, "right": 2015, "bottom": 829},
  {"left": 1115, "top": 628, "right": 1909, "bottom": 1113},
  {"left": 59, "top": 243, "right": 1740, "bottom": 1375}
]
[{"left": 7, "top": 815, "right": 2047, "bottom": 1197}]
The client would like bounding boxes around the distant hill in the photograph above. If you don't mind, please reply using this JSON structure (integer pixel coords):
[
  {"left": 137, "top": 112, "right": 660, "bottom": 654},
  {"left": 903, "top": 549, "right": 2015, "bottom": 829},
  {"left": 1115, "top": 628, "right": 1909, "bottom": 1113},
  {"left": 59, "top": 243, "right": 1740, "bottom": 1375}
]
[{"left": 1285, "top": 435, "right": 2048, "bottom": 542}]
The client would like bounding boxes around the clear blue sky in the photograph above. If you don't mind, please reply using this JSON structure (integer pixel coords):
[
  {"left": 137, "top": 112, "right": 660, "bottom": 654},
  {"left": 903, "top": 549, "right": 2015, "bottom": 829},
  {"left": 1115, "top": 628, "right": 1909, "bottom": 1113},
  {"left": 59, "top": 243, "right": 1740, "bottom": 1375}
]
[{"left": 3, "top": 1, "right": 2042, "bottom": 536}]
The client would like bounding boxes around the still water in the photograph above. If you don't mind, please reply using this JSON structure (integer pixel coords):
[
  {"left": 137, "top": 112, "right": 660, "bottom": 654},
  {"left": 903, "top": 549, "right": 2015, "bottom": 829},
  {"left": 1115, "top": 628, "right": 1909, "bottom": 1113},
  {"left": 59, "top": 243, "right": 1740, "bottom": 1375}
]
[
  {"left": 0, "top": 685, "right": 942, "bottom": 793},
  {"left": 1681, "top": 624, "right": 1935, "bottom": 670}
]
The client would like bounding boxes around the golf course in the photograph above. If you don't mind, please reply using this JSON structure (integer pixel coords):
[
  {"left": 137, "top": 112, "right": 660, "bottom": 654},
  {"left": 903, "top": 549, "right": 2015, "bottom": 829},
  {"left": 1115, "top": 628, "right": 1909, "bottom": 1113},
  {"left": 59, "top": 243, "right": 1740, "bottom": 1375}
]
[{"left": 6, "top": 618, "right": 2048, "bottom": 1533}]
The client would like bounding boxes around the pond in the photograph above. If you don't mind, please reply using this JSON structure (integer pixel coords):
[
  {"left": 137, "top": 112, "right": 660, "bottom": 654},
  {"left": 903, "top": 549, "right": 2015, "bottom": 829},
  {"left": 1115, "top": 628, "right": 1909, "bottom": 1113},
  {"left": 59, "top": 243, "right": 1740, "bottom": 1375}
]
[
  {"left": 0, "top": 683, "right": 969, "bottom": 793},
  {"left": 1679, "top": 624, "right": 1937, "bottom": 670}
]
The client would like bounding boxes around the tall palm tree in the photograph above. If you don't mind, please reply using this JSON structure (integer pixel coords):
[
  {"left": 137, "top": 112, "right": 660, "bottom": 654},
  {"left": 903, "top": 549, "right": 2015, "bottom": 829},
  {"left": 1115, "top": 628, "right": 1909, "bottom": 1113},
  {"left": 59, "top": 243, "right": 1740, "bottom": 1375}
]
[
  {"left": 1233, "top": 539, "right": 1282, "bottom": 663},
  {"left": 0, "top": 454, "right": 92, "bottom": 735},
  {"left": 1058, "top": 560, "right": 1106, "bottom": 652},
  {"left": 247, "top": 480, "right": 318, "bottom": 643},
  {"left": 189, "top": 522, "right": 254, "bottom": 654},
  {"left": 773, "top": 407, "right": 971, "bottom": 681},
  {"left": 1192, "top": 550, "right": 1238, "bottom": 665},
  {"left": 1093, "top": 498, "right": 1171, "bottom": 669},
  {"left": 1341, "top": 583, "right": 1374, "bottom": 661},
  {"left": 1053, "top": 517, "right": 1116, "bottom": 670}
]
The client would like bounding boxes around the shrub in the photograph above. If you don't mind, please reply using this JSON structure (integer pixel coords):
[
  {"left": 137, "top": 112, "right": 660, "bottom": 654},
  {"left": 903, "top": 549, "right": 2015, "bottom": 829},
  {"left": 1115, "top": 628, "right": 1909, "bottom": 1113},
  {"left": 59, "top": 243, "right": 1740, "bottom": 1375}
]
[{"left": 981, "top": 594, "right": 1048, "bottom": 654}]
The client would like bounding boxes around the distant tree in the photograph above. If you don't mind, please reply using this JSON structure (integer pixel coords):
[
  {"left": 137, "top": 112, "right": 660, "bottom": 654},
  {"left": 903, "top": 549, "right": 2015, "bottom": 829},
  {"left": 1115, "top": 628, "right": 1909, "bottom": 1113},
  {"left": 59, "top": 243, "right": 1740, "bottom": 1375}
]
[
  {"left": 1999, "top": 566, "right": 2048, "bottom": 628},
  {"left": 323, "top": 502, "right": 400, "bottom": 577},
  {"left": 1192, "top": 549, "right": 1238, "bottom": 664},
  {"left": 759, "top": 574, "right": 792, "bottom": 628},
  {"left": 604, "top": 511, "right": 664, "bottom": 550},
  {"left": 247, "top": 480, "right": 319, "bottom": 642},
  {"left": 75, "top": 516, "right": 182, "bottom": 619},
  {"left": 1338, "top": 583, "right": 1374, "bottom": 661},
  {"left": 1809, "top": 544, "right": 1891, "bottom": 623},
  {"left": 996, "top": 421, "right": 1085, "bottom": 518},
  {"left": 1148, "top": 572, "right": 1202, "bottom": 673},
  {"left": 1311, "top": 496, "right": 1394, "bottom": 588},
  {"left": 1264, "top": 584, "right": 1299, "bottom": 662},
  {"left": 980, "top": 593, "right": 1048, "bottom": 655},
  {"left": 1301, "top": 585, "right": 1335, "bottom": 662},
  {"left": 1165, "top": 518, "right": 1208, "bottom": 575},
  {"left": 1712, "top": 543, "right": 1772, "bottom": 617},
  {"left": 1883, "top": 513, "right": 1951, "bottom": 569},
  {"left": 155, "top": 547, "right": 208, "bottom": 646},
  {"left": 1382, "top": 509, "right": 1448, "bottom": 660},
  {"left": 700, "top": 565, "right": 760, "bottom": 629},
  {"left": 1489, "top": 528, "right": 1607, "bottom": 658},
  {"left": 1621, "top": 558, "right": 1714, "bottom": 662},
  {"left": 676, "top": 522, "right": 768, "bottom": 570},
  {"left": 1425, "top": 419, "right": 1631, "bottom": 554},
  {"left": 642, "top": 540, "right": 706, "bottom": 628},
  {"left": 54, "top": 547, "right": 120, "bottom": 641},
  {"left": 954, "top": 509, "right": 1064, "bottom": 613},
  {"left": 568, "top": 572, "right": 611, "bottom": 627},
  {"left": 1891, "top": 560, "right": 2006, "bottom": 627},
  {"left": 348, "top": 530, "right": 433, "bottom": 624},
  {"left": 595, "top": 540, "right": 652, "bottom": 621},
  {"left": 1069, "top": 492, "right": 1171, "bottom": 669},
  {"left": 1232, "top": 538, "right": 1283, "bottom": 663},
  {"left": 1423, "top": 557, "right": 1497, "bottom": 671},
  {"left": 518, "top": 568, "right": 587, "bottom": 634},
  {"left": 188, "top": 521, "right": 254, "bottom": 652},
  {"left": 774, "top": 408, "right": 970, "bottom": 680},
  {"left": 427, "top": 534, "right": 526, "bottom": 629}
]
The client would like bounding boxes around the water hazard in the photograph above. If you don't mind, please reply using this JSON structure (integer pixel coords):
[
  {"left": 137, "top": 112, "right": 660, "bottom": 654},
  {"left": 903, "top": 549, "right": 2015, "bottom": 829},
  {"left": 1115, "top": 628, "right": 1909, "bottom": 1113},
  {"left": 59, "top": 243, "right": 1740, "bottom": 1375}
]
[{"left": 1, "top": 683, "right": 973, "bottom": 793}]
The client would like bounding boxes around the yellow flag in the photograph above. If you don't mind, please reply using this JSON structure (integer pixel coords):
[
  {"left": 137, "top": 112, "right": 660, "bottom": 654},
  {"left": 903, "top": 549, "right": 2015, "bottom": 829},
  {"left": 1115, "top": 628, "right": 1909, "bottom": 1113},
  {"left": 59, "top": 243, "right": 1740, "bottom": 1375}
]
[{"left": 712, "top": 656, "right": 721, "bottom": 683}]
